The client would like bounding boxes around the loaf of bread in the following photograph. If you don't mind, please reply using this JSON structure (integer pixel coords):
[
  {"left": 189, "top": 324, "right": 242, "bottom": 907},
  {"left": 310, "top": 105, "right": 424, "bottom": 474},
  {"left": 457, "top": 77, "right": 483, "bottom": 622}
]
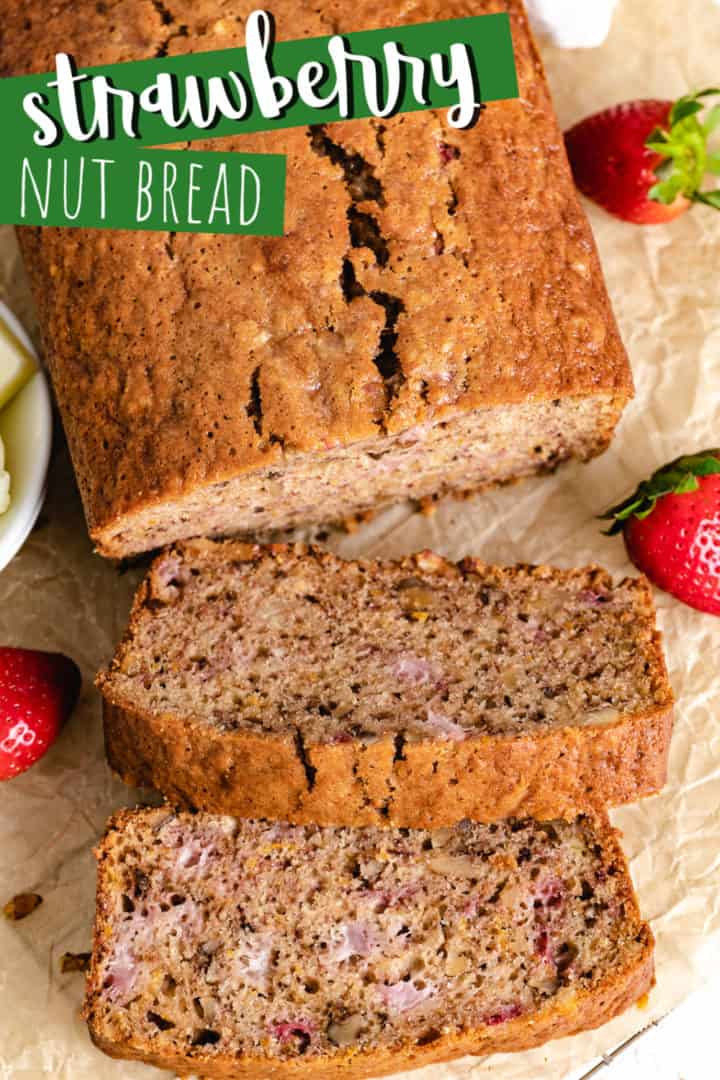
[
  {"left": 99, "top": 542, "right": 674, "bottom": 826},
  {"left": 3, "top": 0, "right": 633, "bottom": 558},
  {"left": 84, "top": 808, "right": 653, "bottom": 1078}
]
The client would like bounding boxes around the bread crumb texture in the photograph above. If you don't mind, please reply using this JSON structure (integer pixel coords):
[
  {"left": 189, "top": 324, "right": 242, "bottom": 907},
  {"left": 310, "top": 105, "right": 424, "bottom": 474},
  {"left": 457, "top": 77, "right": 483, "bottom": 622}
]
[{"left": 84, "top": 810, "right": 653, "bottom": 1078}]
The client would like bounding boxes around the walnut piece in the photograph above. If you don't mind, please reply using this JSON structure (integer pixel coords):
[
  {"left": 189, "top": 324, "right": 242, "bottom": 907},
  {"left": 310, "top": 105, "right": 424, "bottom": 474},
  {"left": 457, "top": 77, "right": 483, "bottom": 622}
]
[
  {"left": 60, "top": 951, "right": 91, "bottom": 973},
  {"left": 3, "top": 893, "right": 43, "bottom": 921},
  {"left": 328, "top": 1014, "right": 366, "bottom": 1046}
]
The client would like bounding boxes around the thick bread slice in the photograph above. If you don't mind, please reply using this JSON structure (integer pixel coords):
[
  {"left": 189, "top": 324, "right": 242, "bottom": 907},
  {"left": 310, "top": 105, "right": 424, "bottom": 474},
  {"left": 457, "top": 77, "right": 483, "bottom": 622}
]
[
  {"left": 98, "top": 542, "right": 674, "bottom": 827},
  {"left": 84, "top": 809, "right": 654, "bottom": 1078}
]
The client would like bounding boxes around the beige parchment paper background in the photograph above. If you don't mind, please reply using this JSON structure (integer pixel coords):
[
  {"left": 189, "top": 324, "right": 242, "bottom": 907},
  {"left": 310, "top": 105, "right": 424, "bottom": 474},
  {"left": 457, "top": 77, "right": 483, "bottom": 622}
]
[{"left": 1, "top": 0, "right": 719, "bottom": 1076}]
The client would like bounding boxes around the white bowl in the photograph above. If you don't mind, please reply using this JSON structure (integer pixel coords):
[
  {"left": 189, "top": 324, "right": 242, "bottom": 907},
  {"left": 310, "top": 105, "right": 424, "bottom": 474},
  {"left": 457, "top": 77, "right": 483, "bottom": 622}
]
[
  {"left": 0, "top": 302, "right": 52, "bottom": 573},
  {"left": 524, "top": 0, "right": 618, "bottom": 48}
]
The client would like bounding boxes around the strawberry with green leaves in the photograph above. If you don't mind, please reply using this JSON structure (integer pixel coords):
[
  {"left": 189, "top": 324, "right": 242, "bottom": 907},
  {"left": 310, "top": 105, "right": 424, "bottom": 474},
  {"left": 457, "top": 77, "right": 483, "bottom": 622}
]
[
  {"left": 565, "top": 89, "right": 720, "bottom": 224},
  {"left": 602, "top": 451, "right": 720, "bottom": 614}
]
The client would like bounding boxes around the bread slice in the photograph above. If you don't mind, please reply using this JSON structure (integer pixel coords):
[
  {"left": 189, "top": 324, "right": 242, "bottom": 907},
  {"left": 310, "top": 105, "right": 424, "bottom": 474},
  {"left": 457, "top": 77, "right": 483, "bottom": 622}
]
[
  {"left": 99, "top": 542, "right": 673, "bottom": 827},
  {"left": 84, "top": 808, "right": 653, "bottom": 1078}
]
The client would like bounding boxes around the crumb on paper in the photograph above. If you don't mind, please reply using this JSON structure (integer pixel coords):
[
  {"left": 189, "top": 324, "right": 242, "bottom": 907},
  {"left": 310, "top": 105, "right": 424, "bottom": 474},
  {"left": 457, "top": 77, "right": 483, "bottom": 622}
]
[
  {"left": 3, "top": 892, "right": 42, "bottom": 921},
  {"left": 60, "top": 951, "right": 91, "bottom": 973},
  {"left": 636, "top": 993, "right": 650, "bottom": 1010},
  {"left": 418, "top": 495, "right": 438, "bottom": 516},
  {"left": 343, "top": 509, "right": 376, "bottom": 534}
]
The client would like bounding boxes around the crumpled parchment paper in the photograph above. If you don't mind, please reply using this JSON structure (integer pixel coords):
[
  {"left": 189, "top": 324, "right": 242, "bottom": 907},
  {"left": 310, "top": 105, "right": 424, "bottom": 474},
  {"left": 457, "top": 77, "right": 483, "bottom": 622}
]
[{"left": 1, "top": 0, "right": 720, "bottom": 1076}]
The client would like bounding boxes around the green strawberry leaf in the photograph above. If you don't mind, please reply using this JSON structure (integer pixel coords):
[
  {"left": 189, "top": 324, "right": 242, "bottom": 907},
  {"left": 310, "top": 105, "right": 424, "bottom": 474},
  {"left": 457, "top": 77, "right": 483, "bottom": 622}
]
[
  {"left": 646, "top": 127, "right": 670, "bottom": 147},
  {"left": 647, "top": 89, "right": 720, "bottom": 210},
  {"left": 600, "top": 450, "right": 720, "bottom": 535},
  {"left": 674, "top": 472, "right": 701, "bottom": 494},
  {"left": 704, "top": 105, "right": 720, "bottom": 136},
  {"left": 671, "top": 98, "right": 703, "bottom": 123},
  {"left": 695, "top": 189, "right": 720, "bottom": 207},
  {"left": 649, "top": 174, "right": 687, "bottom": 204},
  {"left": 686, "top": 454, "right": 720, "bottom": 475}
]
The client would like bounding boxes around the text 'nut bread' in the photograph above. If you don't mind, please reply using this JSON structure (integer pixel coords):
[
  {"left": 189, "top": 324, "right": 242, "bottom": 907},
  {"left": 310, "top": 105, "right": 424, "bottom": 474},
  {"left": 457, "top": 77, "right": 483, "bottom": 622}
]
[
  {"left": 84, "top": 809, "right": 654, "bottom": 1079},
  {"left": 2, "top": 0, "right": 633, "bottom": 558},
  {"left": 98, "top": 542, "right": 674, "bottom": 827}
]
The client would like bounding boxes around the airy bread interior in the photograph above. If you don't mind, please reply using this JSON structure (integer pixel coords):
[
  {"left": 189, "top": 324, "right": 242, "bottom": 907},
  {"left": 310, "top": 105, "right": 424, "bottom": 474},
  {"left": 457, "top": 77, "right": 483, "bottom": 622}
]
[
  {"left": 102, "top": 543, "right": 669, "bottom": 745},
  {"left": 97, "top": 395, "right": 622, "bottom": 557},
  {"left": 86, "top": 810, "right": 651, "bottom": 1064}
]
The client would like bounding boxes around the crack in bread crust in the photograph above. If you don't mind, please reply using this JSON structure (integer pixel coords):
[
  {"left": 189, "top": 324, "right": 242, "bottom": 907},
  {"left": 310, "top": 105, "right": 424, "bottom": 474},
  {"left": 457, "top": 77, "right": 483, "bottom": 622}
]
[
  {"left": 308, "top": 124, "right": 406, "bottom": 423},
  {"left": 103, "top": 699, "right": 674, "bottom": 827}
]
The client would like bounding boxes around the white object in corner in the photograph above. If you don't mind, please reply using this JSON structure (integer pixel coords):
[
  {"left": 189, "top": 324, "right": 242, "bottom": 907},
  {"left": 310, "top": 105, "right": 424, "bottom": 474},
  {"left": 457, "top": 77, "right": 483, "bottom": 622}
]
[
  {"left": 0, "top": 302, "right": 52, "bottom": 574},
  {"left": 525, "top": 0, "right": 619, "bottom": 48}
]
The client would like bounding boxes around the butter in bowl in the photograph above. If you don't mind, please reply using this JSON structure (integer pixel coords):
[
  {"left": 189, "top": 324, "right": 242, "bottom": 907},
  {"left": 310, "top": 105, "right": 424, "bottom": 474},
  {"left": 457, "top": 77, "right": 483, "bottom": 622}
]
[{"left": 0, "top": 303, "right": 52, "bottom": 573}]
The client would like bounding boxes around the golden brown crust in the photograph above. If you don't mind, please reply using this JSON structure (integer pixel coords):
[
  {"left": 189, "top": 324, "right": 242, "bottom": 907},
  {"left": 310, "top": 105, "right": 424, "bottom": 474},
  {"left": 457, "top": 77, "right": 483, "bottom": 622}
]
[
  {"left": 3, "top": 0, "right": 632, "bottom": 555},
  {"left": 99, "top": 542, "right": 674, "bottom": 827},
  {"left": 102, "top": 699, "right": 673, "bottom": 827},
  {"left": 83, "top": 809, "right": 654, "bottom": 1078}
]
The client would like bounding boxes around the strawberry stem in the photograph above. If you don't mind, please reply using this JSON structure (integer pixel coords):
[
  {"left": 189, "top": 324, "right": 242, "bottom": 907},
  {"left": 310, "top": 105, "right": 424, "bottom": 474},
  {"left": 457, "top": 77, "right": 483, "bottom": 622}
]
[
  {"left": 600, "top": 451, "right": 720, "bottom": 535},
  {"left": 646, "top": 88, "right": 720, "bottom": 208}
]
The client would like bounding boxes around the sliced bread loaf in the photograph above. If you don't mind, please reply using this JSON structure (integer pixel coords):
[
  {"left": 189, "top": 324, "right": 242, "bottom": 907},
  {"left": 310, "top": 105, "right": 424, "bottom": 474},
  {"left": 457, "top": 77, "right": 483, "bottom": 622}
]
[
  {"left": 99, "top": 542, "right": 673, "bottom": 827},
  {"left": 84, "top": 809, "right": 653, "bottom": 1078}
]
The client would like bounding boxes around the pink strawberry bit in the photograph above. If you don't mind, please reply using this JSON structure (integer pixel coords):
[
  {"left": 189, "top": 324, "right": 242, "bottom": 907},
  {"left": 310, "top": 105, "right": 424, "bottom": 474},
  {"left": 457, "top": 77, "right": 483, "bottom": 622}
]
[
  {"left": 422, "top": 707, "right": 466, "bottom": 741},
  {"left": 534, "top": 929, "right": 555, "bottom": 965},
  {"left": 379, "top": 981, "right": 435, "bottom": 1013},
  {"left": 103, "top": 941, "right": 137, "bottom": 1001},
  {"left": 176, "top": 839, "right": 216, "bottom": 872},
  {"left": 371, "top": 881, "right": 421, "bottom": 912},
  {"left": 483, "top": 1003, "right": 522, "bottom": 1026},
  {"left": 154, "top": 553, "right": 185, "bottom": 590},
  {"left": 462, "top": 895, "right": 480, "bottom": 916},
  {"left": 328, "top": 731, "right": 353, "bottom": 745},
  {"left": 240, "top": 946, "right": 272, "bottom": 989},
  {"left": 580, "top": 589, "right": 611, "bottom": 606},
  {"left": 534, "top": 878, "right": 565, "bottom": 910},
  {"left": 392, "top": 655, "right": 442, "bottom": 686},
  {"left": 438, "top": 141, "right": 460, "bottom": 164},
  {"left": 330, "top": 920, "right": 380, "bottom": 962},
  {"left": 270, "top": 1020, "right": 316, "bottom": 1045}
]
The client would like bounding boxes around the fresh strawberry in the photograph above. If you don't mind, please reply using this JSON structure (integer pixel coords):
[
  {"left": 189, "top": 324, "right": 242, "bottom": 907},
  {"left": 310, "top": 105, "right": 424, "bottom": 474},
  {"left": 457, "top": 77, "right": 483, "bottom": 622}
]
[
  {"left": 602, "top": 451, "right": 720, "bottom": 614},
  {"left": 0, "top": 648, "right": 81, "bottom": 780},
  {"left": 565, "top": 89, "right": 720, "bottom": 224}
]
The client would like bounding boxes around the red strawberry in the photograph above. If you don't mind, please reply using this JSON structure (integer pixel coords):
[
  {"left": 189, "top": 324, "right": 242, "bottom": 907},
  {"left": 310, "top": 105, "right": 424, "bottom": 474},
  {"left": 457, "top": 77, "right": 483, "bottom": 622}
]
[
  {"left": 565, "top": 89, "right": 720, "bottom": 224},
  {"left": 602, "top": 451, "right": 720, "bottom": 614},
  {"left": 0, "top": 648, "right": 81, "bottom": 780}
]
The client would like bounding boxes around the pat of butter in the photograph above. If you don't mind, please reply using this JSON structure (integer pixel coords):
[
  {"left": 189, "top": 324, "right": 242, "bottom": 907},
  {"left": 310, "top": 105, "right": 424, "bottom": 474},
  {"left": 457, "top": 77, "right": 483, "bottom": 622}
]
[
  {"left": 0, "top": 435, "right": 9, "bottom": 514},
  {"left": 0, "top": 318, "right": 37, "bottom": 412}
]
